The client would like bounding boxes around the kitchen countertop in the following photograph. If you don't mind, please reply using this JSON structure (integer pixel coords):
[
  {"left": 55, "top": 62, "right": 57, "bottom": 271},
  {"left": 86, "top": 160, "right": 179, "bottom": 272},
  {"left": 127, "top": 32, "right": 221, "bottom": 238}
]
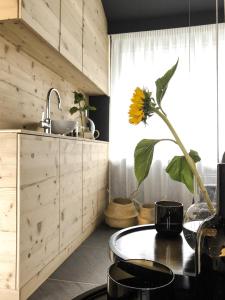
[{"left": 0, "top": 129, "right": 109, "bottom": 143}]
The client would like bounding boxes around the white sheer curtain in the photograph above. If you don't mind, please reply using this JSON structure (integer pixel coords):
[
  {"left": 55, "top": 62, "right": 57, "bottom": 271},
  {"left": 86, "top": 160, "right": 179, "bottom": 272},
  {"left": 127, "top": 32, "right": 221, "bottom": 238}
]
[{"left": 109, "top": 25, "right": 219, "bottom": 210}]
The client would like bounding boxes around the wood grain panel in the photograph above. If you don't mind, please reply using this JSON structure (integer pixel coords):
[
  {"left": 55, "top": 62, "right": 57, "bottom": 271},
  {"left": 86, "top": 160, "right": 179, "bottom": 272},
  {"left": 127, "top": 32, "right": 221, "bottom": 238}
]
[
  {"left": 0, "top": 188, "right": 17, "bottom": 290},
  {"left": 0, "top": 0, "right": 18, "bottom": 20},
  {"left": 96, "top": 143, "right": 108, "bottom": 216},
  {"left": 0, "top": 34, "right": 80, "bottom": 130},
  {"left": 0, "top": 133, "right": 17, "bottom": 188},
  {"left": 82, "top": 141, "right": 98, "bottom": 231},
  {"left": 19, "top": 134, "right": 60, "bottom": 287},
  {"left": 0, "top": 188, "right": 16, "bottom": 232},
  {"left": 82, "top": 141, "right": 108, "bottom": 230},
  {"left": 59, "top": 139, "right": 82, "bottom": 251},
  {"left": 0, "top": 21, "right": 104, "bottom": 101},
  {"left": 60, "top": 0, "right": 83, "bottom": 71},
  {"left": 83, "top": 0, "right": 109, "bottom": 94},
  {"left": 21, "top": 0, "right": 60, "bottom": 50}
]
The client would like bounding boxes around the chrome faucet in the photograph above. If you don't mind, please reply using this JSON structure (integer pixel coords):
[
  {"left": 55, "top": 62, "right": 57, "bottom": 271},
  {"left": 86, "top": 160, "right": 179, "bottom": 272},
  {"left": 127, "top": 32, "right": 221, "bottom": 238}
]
[{"left": 40, "top": 88, "right": 62, "bottom": 133}]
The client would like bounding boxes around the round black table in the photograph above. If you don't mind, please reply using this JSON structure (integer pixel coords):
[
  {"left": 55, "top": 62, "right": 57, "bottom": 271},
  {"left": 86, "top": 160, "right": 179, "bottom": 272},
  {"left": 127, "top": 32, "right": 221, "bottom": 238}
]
[
  {"left": 109, "top": 224, "right": 196, "bottom": 277},
  {"left": 73, "top": 225, "right": 198, "bottom": 299}
]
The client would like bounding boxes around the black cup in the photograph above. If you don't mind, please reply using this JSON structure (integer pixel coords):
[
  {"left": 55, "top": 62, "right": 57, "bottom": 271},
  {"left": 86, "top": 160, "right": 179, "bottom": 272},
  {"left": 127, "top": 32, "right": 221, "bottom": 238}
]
[
  {"left": 155, "top": 201, "right": 183, "bottom": 236},
  {"left": 107, "top": 259, "right": 174, "bottom": 300}
]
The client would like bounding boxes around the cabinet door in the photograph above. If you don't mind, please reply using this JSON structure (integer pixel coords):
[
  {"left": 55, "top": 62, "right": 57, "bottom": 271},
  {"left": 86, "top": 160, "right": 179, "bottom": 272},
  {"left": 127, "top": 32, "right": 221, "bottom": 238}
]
[
  {"left": 97, "top": 143, "right": 108, "bottom": 216},
  {"left": 82, "top": 141, "right": 108, "bottom": 231},
  {"left": 0, "top": 133, "right": 17, "bottom": 290},
  {"left": 83, "top": 0, "right": 109, "bottom": 94},
  {"left": 19, "top": 134, "right": 60, "bottom": 287},
  {"left": 60, "top": 0, "right": 83, "bottom": 71},
  {"left": 59, "top": 139, "right": 82, "bottom": 251},
  {"left": 21, "top": 0, "right": 60, "bottom": 50},
  {"left": 82, "top": 141, "right": 98, "bottom": 231}
]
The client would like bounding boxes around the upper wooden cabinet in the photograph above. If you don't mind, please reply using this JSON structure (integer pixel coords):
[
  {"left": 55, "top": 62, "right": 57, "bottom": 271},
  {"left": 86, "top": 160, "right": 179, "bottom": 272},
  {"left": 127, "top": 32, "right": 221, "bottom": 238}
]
[
  {"left": 0, "top": 0, "right": 60, "bottom": 50},
  {"left": 0, "top": 0, "right": 109, "bottom": 95},
  {"left": 83, "top": 0, "right": 109, "bottom": 94},
  {"left": 60, "top": 0, "right": 83, "bottom": 71},
  {"left": 21, "top": 0, "right": 60, "bottom": 50}
]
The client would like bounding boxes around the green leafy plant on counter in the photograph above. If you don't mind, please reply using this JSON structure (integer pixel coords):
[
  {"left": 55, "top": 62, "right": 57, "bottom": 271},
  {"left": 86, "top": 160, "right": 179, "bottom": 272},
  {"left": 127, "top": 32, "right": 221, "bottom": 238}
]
[
  {"left": 128, "top": 60, "right": 214, "bottom": 214},
  {"left": 69, "top": 91, "right": 96, "bottom": 137}
]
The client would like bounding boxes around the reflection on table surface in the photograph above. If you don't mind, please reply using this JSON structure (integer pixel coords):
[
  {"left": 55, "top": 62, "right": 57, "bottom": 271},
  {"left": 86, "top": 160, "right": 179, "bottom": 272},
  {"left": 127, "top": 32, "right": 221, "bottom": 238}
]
[{"left": 109, "top": 225, "right": 195, "bottom": 277}]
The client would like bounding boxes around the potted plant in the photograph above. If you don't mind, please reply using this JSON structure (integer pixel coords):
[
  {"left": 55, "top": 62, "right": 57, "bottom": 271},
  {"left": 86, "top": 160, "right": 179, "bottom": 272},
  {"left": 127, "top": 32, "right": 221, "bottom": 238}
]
[
  {"left": 128, "top": 60, "right": 214, "bottom": 233},
  {"left": 69, "top": 91, "right": 96, "bottom": 138}
]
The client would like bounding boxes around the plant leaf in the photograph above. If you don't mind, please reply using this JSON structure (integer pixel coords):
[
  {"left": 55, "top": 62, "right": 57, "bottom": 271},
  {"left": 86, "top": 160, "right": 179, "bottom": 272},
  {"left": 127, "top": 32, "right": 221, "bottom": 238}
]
[
  {"left": 165, "top": 149, "right": 200, "bottom": 193},
  {"left": 166, "top": 155, "right": 193, "bottom": 193},
  {"left": 134, "top": 139, "right": 162, "bottom": 186},
  {"left": 88, "top": 106, "right": 96, "bottom": 111},
  {"left": 189, "top": 149, "right": 201, "bottom": 163},
  {"left": 69, "top": 106, "right": 79, "bottom": 115},
  {"left": 73, "top": 91, "right": 85, "bottom": 104},
  {"left": 155, "top": 59, "right": 179, "bottom": 104}
]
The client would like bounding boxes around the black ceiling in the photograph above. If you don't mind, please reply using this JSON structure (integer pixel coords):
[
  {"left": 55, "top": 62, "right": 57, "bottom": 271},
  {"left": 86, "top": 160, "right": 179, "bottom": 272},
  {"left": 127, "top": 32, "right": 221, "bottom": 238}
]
[{"left": 101, "top": 0, "right": 224, "bottom": 34}]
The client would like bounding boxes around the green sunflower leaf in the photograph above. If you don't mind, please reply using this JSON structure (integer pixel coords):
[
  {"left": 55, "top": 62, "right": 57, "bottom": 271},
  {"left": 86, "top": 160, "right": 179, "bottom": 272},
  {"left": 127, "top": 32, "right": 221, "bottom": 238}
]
[
  {"left": 165, "top": 149, "right": 201, "bottom": 193},
  {"left": 189, "top": 149, "right": 201, "bottom": 163},
  {"left": 134, "top": 139, "right": 162, "bottom": 186},
  {"left": 155, "top": 59, "right": 179, "bottom": 105}
]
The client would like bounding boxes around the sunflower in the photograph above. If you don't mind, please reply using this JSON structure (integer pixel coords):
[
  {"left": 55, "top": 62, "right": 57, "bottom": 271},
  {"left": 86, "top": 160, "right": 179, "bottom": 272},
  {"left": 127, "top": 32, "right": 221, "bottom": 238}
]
[{"left": 129, "top": 87, "right": 145, "bottom": 124}]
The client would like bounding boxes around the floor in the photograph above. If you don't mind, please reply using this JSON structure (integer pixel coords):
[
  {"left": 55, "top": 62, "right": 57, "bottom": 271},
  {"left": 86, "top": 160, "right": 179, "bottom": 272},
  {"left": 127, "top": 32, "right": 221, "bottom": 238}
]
[{"left": 29, "top": 224, "right": 117, "bottom": 300}]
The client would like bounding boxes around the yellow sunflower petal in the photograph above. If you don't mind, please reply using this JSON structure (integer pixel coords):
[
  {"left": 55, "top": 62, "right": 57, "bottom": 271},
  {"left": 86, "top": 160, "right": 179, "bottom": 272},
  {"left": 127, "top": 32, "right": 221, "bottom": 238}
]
[
  {"left": 129, "top": 114, "right": 143, "bottom": 125},
  {"left": 134, "top": 87, "right": 145, "bottom": 99}
]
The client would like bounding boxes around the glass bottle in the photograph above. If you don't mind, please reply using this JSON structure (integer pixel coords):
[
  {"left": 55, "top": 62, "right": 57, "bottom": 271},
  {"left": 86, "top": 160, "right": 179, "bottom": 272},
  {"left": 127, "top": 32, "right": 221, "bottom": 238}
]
[
  {"left": 83, "top": 110, "right": 95, "bottom": 134},
  {"left": 74, "top": 110, "right": 95, "bottom": 138},
  {"left": 196, "top": 163, "right": 225, "bottom": 299},
  {"left": 183, "top": 181, "right": 216, "bottom": 249}
]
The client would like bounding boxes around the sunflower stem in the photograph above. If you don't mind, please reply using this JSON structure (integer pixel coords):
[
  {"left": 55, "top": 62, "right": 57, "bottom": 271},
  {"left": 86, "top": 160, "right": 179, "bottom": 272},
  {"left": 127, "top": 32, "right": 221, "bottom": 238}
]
[{"left": 153, "top": 108, "right": 215, "bottom": 214}]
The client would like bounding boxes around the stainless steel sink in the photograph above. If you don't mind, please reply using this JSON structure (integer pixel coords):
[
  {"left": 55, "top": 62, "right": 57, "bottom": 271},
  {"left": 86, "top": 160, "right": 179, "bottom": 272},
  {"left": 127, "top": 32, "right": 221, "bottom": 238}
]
[{"left": 51, "top": 120, "right": 75, "bottom": 135}]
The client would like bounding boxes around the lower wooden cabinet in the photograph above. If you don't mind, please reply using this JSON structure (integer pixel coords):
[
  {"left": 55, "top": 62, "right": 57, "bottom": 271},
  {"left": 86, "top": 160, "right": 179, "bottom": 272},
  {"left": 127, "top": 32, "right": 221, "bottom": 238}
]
[
  {"left": 83, "top": 142, "right": 108, "bottom": 231},
  {"left": 0, "top": 131, "right": 108, "bottom": 300},
  {"left": 59, "top": 138, "right": 83, "bottom": 251},
  {"left": 19, "top": 134, "right": 60, "bottom": 287},
  {"left": 83, "top": 141, "right": 99, "bottom": 230}
]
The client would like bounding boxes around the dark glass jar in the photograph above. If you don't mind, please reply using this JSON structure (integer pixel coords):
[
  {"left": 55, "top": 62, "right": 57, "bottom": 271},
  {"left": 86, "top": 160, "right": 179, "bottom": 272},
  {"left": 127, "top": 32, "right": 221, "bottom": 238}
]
[{"left": 196, "top": 163, "right": 225, "bottom": 300}]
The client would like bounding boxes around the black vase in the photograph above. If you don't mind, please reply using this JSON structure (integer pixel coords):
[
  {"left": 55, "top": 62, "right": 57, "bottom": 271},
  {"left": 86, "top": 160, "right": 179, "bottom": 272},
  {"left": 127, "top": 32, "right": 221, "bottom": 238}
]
[
  {"left": 196, "top": 163, "right": 225, "bottom": 299},
  {"left": 155, "top": 201, "right": 183, "bottom": 236},
  {"left": 107, "top": 259, "right": 174, "bottom": 300}
]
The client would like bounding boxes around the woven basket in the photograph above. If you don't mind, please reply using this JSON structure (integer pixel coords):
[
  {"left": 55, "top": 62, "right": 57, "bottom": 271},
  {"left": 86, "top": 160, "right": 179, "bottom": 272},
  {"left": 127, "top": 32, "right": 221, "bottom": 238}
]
[
  {"left": 138, "top": 203, "right": 155, "bottom": 225},
  {"left": 104, "top": 198, "right": 138, "bottom": 228}
]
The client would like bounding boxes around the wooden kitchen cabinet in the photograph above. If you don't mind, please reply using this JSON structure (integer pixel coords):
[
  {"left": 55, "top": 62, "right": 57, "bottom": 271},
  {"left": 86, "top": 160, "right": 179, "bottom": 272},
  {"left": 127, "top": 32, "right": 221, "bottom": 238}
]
[
  {"left": 59, "top": 138, "right": 83, "bottom": 251},
  {"left": 60, "top": 0, "right": 83, "bottom": 71},
  {"left": 0, "top": 133, "right": 17, "bottom": 291},
  {"left": 83, "top": 141, "right": 108, "bottom": 231},
  {"left": 0, "top": 131, "right": 108, "bottom": 300},
  {"left": 0, "top": 0, "right": 109, "bottom": 95},
  {"left": 96, "top": 143, "right": 109, "bottom": 216},
  {"left": 83, "top": 141, "right": 99, "bottom": 231},
  {"left": 19, "top": 134, "right": 60, "bottom": 287},
  {"left": 83, "top": 0, "right": 109, "bottom": 94},
  {"left": 21, "top": 0, "right": 60, "bottom": 50},
  {"left": 0, "top": 0, "right": 60, "bottom": 50}
]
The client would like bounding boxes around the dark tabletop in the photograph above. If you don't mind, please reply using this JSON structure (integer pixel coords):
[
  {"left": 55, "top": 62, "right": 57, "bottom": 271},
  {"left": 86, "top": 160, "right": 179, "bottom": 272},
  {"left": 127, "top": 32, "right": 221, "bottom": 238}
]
[{"left": 109, "top": 224, "right": 196, "bottom": 277}]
